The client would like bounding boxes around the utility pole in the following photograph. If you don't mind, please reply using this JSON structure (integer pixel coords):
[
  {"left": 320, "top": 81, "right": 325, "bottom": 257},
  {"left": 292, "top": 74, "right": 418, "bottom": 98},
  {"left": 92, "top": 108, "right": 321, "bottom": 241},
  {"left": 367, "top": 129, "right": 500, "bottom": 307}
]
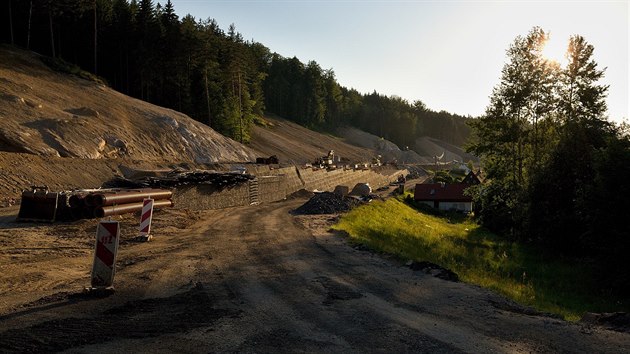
[
  {"left": 27, "top": 0, "right": 33, "bottom": 49},
  {"left": 205, "top": 66, "right": 211, "bottom": 127},
  {"left": 238, "top": 71, "right": 243, "bottom": 143},
  {"left": 8, "top": 0, "right": 14, "bottom": 45},
  {"left": 94, "top": 0, "right": 98, "bottom": 74},
  {"left": 48, "top": 6, "right": 55, "bottom": 58}
]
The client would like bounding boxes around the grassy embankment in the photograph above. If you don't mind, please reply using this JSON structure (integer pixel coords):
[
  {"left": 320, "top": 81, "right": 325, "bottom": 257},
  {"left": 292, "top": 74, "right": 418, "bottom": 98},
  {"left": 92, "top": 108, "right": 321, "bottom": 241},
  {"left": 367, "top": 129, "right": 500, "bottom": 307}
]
[{"left": 332, "top": 194, "right": 627, "bottom": 321}]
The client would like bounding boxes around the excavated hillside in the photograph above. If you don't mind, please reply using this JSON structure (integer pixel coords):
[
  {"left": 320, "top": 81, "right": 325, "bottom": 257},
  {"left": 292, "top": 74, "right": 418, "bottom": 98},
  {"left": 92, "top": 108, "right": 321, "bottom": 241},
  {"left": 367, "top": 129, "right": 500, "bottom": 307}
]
[
  {"left": 0, "top": 45, "right": 255, "bottom": 163},
  {"left": 250, "top": 116, "right": 379, "bottom": 165},
  {"left": 0, "top": 46, "right": 393, "bottom": 201}
]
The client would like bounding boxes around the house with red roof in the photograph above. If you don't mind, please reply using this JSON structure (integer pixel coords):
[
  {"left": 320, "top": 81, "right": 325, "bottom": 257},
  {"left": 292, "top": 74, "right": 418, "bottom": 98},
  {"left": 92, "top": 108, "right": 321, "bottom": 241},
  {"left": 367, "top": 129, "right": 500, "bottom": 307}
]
[{"left": 414, "top": 182, "right": 473, "bottom": 213}]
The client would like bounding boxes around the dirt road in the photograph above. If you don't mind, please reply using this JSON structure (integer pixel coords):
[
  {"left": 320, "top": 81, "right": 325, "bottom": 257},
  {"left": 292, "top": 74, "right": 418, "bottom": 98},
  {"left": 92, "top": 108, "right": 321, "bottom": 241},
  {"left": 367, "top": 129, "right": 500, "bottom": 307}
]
[{"left": 0, "top": 199, "right": 627, "bottom": 353}]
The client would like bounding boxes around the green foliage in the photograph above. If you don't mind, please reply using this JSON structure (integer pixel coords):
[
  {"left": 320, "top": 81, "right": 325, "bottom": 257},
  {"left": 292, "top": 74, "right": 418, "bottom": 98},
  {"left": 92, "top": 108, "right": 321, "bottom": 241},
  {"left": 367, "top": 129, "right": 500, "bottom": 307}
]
[
  {"left": 333, "top": 198, "right": 628, "bottom": 320},
  {"left": 468, "top": 28, "right": 630, "bottom": 296}
]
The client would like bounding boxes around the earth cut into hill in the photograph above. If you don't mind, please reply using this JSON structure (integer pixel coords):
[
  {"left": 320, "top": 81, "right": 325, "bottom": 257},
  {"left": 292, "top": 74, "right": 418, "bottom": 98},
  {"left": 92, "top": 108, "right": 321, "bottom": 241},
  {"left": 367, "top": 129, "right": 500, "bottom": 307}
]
[{"left": 0, "top": 45, "right": 256, "bottom": 163}]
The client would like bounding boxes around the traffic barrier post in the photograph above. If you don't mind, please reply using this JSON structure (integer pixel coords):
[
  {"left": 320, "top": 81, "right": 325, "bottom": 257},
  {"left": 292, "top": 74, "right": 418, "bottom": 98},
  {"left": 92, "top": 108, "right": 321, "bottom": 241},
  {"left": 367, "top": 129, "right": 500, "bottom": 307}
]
[{"left": 139, "top": 198, "right": 154, "bottom": 241}]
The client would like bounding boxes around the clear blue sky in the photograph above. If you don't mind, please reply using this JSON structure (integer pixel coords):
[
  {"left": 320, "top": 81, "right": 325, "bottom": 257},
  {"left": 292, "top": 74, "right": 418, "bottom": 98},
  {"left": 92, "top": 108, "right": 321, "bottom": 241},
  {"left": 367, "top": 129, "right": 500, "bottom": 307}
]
[{"left": 168, "top": 0, "right": 628, "bottom": 124}]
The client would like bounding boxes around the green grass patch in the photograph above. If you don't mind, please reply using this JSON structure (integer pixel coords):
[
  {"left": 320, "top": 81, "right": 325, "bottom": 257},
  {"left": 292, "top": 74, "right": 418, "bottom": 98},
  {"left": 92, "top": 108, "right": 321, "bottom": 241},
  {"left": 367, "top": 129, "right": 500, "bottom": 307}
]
[{"left": 332, "top": 195, "right": 628, "bottom": 320}]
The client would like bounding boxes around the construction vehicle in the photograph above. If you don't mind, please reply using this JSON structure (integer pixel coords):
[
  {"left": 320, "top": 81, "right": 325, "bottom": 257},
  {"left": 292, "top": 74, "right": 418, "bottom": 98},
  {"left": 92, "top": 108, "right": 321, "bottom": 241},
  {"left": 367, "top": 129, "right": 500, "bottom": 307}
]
[
  {"left": 256, "top": 155, "right": 279, "bottom": 164},
  {"left": 314, "top": 150, "right": 336, "bottom": 169}
]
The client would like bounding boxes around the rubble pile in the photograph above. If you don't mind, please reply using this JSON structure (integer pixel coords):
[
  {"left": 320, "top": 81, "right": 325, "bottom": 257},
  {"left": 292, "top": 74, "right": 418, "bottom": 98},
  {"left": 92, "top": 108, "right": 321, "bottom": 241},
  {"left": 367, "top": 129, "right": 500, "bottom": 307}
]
[
  {"left": 293, "top": 192, "right": 362, "bottom": 215},
  {"left": 104, "top": 170, "right": 255, "bottom": 189},
  {"left": 403, "top": 165, "right": 427, "bottom": 180}
]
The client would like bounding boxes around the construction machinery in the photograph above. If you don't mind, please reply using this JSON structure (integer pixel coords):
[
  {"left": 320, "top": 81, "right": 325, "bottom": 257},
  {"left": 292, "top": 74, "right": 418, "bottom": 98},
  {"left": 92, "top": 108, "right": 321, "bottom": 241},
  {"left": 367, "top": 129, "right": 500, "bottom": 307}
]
[{"left": 314, "top": 150, "right": 337, "bottom": 169}]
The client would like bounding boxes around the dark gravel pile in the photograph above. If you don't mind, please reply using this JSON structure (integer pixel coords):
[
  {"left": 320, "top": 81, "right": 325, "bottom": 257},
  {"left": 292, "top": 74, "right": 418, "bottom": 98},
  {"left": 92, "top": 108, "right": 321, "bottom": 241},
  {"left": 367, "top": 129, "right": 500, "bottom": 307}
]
[
  {"left": 293, "top": 192, "right": 362, "bottom": 215},
  {"left": 402, "top": 165, "right": 427, "bottom": 180},
  {"left": 104, "top": 170, "right": 254, "bottom": 189},
  {"left": 581, "top": 312, "right": 630, "bottom": 333},
  {"left": 407, "top": 261, "right": 459, "bottom": 282}
]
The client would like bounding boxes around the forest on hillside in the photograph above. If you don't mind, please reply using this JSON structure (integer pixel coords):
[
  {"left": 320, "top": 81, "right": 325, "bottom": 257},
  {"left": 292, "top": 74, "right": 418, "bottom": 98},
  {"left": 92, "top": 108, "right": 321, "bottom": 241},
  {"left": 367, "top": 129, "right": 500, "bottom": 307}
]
[{"left": 1, "top": 0, "right": 471, "bottom": 148}]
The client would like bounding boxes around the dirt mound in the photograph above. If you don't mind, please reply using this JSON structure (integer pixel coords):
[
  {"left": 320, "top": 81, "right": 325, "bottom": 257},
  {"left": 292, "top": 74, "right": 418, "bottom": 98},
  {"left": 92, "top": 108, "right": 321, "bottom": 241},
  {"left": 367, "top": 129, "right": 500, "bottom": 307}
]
[
  {"left": 337, "top": 126, "right": 430, "bottom": 164},
  {"left": 292, "top": 192, "right": 362, "bottom": 215},
  {"left": 414, "top": 136, "right": 478, "bottom": 163},
  {"left": 0, "top": 45, "right": 255, "bottom": 163},
  {"left": 250, "top": 116, "right": 375, "bottom": 165},
  {"left": 287, "top": 188, "right": 315, "bottom": 200}
]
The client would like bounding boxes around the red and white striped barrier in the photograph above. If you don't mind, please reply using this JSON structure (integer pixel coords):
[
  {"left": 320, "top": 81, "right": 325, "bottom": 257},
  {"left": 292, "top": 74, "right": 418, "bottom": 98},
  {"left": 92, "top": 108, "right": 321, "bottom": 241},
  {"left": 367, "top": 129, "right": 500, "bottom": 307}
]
[
  {"left": 90, "top": 220, "right": 120, "bottom": 289},
  {"left": 139, "top": 198, "right": 154, "bottom": 241}
]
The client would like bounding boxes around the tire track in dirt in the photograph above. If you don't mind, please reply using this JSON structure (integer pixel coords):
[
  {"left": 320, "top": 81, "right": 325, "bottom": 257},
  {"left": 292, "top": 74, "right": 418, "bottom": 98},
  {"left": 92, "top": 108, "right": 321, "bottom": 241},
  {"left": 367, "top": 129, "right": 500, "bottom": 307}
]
[{"left": 0, "top": 199, "right": 628, "bottom": 352}]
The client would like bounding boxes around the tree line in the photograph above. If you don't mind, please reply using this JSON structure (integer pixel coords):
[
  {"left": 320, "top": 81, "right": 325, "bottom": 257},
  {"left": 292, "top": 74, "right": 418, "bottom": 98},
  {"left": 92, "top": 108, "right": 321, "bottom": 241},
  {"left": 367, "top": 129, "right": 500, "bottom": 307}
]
[
  {"left": 1, "top": 0, "right": 471, "bottom": 147},
  {"left": 467, "top": 27, "right": 630, "bottom": 296}
]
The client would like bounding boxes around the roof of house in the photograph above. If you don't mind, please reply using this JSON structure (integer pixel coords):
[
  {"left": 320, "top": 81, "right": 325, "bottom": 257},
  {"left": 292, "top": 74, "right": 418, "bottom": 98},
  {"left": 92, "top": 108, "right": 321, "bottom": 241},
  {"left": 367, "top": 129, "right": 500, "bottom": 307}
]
[{"left": 414, "top": 183, "right": 472, "bottom": 202}]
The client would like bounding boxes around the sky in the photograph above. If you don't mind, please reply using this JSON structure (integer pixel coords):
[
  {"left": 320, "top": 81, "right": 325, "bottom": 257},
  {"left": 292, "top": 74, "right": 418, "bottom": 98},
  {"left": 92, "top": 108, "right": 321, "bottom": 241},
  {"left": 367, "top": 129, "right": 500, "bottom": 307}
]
[{"left": 167, "top": 0, "right": 629, "bottom": 124}]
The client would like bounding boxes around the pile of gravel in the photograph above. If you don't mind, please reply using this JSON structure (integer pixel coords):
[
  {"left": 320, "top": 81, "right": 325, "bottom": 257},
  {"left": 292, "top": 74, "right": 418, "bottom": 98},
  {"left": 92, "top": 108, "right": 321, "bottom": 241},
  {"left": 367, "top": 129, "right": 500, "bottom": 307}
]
[{"left": 293, "top": 192, "right": 362, "bottom": 215}]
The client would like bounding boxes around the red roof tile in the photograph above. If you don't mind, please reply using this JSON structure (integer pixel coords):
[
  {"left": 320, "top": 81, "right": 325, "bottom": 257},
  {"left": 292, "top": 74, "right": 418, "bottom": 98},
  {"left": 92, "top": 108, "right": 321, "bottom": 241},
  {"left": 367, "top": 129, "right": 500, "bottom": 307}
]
[{"left": 414, "top": 183, "right": 472, "bottom": 202}]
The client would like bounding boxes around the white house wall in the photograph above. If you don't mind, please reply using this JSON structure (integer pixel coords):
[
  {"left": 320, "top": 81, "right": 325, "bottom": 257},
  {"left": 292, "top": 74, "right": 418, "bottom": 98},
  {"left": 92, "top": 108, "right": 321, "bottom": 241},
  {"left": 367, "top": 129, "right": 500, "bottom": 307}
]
[{"left": 438, "top": 202, "right": 472, "bottom": 212}]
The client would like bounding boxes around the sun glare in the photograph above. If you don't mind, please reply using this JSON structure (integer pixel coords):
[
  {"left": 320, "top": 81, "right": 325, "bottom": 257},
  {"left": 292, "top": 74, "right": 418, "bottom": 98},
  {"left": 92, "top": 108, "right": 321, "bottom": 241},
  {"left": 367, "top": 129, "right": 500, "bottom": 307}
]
[{"left": 541, "top": 36, "right": 569, "bottom": 67}]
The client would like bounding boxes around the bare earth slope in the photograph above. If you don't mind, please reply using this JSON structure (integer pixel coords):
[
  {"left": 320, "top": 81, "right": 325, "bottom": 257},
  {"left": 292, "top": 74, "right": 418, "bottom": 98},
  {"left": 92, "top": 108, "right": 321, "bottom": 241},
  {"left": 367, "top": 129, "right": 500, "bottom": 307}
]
[
  {"left": 0, "top": 45, "right": 255, "bottom": 163},
  {"left": 250, "top": 116, "right": 377, "bottom": 164},
  {"left": 338, "top": 126, "right": 431, "bottom": 164}
]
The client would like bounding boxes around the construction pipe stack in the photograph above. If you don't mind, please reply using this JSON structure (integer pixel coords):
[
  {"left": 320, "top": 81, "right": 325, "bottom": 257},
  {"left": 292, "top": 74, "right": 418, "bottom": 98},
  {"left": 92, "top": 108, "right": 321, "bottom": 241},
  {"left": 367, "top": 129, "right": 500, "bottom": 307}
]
[{"left": 68, "top": 188, "right": 173, "bottom": 219}]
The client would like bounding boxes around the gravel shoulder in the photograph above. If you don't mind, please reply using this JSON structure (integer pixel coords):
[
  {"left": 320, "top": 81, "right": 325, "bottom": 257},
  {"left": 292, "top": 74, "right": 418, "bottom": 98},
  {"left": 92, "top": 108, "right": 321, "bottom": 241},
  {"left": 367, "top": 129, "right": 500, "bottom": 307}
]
[{"left": 0, "top": 198, "right": 628, "bottom": 353}]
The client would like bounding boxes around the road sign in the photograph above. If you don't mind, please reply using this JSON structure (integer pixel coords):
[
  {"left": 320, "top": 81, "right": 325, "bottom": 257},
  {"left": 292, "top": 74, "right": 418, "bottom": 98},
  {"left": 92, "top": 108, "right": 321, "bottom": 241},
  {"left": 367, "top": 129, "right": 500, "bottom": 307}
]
[{"left": 90, "top": 220, "right": 120, "bottom": 288}]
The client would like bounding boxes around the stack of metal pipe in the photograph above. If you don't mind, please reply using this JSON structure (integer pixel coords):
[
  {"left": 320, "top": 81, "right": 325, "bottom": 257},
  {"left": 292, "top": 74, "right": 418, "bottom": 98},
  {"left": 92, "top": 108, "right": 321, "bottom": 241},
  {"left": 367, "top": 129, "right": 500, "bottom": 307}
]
[{"left": 68, "top": 188, "right": 173, "bottom": 219}]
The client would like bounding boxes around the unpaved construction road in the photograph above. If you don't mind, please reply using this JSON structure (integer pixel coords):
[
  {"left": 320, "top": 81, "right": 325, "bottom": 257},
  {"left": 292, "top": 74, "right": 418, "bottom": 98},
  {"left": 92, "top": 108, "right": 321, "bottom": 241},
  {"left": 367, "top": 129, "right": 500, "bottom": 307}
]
[{"left": 0, "top": 198, "right": 628, "bottom": 353}]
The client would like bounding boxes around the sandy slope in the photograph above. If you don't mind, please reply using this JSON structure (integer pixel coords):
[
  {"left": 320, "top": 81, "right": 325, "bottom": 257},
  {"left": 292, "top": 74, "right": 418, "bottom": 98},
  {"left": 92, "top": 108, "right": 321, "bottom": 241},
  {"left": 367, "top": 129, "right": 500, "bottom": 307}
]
[
  {"left": 0, "top": 45, "right": 255, "bottom": 163},
  {"left": 250, "top": 116, "right": 378, "bottom": 165}
]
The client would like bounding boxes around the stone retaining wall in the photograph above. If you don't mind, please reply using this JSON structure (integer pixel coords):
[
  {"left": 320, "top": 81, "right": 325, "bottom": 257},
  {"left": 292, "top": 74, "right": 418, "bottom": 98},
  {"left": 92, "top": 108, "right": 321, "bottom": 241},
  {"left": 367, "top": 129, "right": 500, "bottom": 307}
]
[
  {"left": 173, "top": 183, "right": 249, "bottom": 210},
  {"left": 174, "top": 166, "right": 407, "bottom": 211}
]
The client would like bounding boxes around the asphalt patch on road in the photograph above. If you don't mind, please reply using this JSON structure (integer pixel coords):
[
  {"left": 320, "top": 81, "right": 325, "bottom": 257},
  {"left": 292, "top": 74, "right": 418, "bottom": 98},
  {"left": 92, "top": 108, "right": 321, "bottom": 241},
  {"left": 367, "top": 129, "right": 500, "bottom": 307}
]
[{"left": 0, "top": 285, "right": 237, "bottom": 353}]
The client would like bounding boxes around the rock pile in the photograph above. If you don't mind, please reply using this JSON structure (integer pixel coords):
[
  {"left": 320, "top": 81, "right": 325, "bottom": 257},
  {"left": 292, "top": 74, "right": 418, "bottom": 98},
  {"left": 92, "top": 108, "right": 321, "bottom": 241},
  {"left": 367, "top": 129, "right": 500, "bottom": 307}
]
[
  {"left": 581, "top": 312, "right": 630, "bottom": 333},
  {"left": 293, "top": 192, "right": 362, "bottom": 215},
  {"left": 103, "top": 170, "right": 254, "bottom": 189}
]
